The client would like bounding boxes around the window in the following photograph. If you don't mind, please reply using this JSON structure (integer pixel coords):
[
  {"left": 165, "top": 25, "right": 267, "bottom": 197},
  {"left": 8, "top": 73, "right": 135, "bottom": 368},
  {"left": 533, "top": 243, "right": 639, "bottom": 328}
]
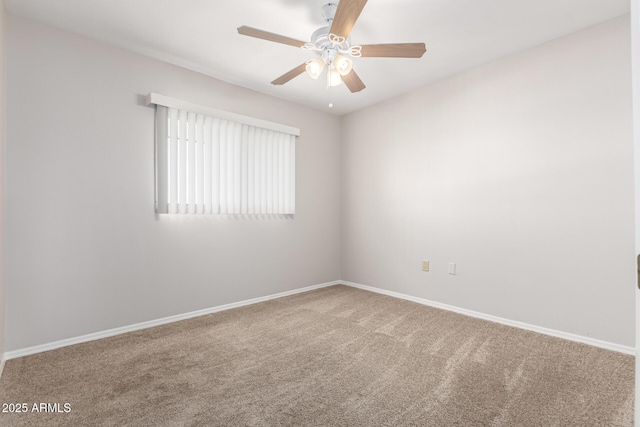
[{"left": 148, "top": 93, "right": 299, "bottom": 215}]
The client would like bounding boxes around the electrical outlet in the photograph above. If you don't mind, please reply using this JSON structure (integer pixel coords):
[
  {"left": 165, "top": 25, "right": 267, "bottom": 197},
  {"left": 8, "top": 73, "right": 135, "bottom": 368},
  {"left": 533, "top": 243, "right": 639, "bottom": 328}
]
[{"left": 422, "top": 260, "right": 429, "bottom": 272}]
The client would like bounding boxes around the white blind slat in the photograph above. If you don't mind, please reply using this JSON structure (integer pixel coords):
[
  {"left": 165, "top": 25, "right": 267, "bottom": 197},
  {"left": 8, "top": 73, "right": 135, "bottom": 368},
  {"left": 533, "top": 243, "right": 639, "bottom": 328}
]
[
  {"left": 273, "top": 132, "right": 280, "bottom": 214},
  {"left": 233, "top": 122, "right": 242, "bottom": 214},
  {"left": 187, "top": 111, "right": 197, "bottom": 214},
  {"left": 247, "top": 127, "right": 255, "bottom": 214},
  {"left": 178, "top": 109, "right": 188, "bottom": 214},
  {"left": 267, "top": 131, "right": 274, "bottom": 214},
  {"left": 203, "top": 116, "right": 213, "bottom": 214},
  {"left": 168, "top": 108, "right": 179, "bottom": 214},
  {"left": 289, "top": 135, "right": 295, "bottom": 214},
  {"left": 219, "top": 120, "right": 228, "bottom": 214},
  {"left": 260, "top": 129, "right": 268, "bottom": 213},
  {"left": 156, "top": 106, "right": 169, "bottom": 213},
  {"left": 196, "top": 114, "right": 205, "bottom": 214},
  {"left": 278, "top": 133, "right": 285, "bottom": 213},
  {"left": 211, "top": 118, "right": 221, "bottom": 214},
  {"left": 241, "top": 125, "right": 249, "bottom": 214},
  {"left": 282, "top": 135, "right": 288, "bottom": 214}
]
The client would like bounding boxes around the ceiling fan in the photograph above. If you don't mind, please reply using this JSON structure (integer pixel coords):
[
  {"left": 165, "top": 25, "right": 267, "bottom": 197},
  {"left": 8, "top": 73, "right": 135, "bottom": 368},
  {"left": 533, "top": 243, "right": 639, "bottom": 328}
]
[{"left": 237, "top": 0, "right": 426, "bottom": 93}]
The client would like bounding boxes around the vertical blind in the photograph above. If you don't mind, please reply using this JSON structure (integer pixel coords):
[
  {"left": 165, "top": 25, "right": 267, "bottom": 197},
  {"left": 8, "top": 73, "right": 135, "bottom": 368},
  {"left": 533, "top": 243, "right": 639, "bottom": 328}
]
[{"left": 153, "top": 99, "right": 298, "bottom": 215}]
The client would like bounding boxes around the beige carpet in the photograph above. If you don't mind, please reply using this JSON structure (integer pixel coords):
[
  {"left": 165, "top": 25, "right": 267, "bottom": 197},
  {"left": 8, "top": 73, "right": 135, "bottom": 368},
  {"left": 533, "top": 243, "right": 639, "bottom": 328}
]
[{"left": 0, "top": 285, "right": 634, "bottom": 426}]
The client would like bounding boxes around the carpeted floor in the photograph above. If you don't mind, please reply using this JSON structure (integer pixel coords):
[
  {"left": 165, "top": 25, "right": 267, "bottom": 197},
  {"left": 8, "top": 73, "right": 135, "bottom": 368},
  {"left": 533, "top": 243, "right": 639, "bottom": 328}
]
[{"left": 0, "top": 285, "right": 634, "bottom": 426}]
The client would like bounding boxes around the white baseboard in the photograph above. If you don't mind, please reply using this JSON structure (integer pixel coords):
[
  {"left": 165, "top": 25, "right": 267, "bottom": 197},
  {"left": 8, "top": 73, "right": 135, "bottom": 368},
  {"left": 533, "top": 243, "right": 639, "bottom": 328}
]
[
  {"left": 5, "top": 279, "right": 633, "bottom": 360},
  {"left": 341, "top": 281, "right": 635, "bottom": 355},
  {"left": 0, "top": 356, "right": 5, "bottom": 380},
  {"left": 5, "top": 280, "right": 340, "bottom": 360}
]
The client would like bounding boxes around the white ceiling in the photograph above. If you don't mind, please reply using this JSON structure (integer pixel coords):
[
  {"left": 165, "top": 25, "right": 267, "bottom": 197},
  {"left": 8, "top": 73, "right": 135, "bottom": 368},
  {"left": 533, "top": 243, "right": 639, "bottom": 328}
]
[{"left": 5, "top": 0, "right": 631, "bottom": 115}]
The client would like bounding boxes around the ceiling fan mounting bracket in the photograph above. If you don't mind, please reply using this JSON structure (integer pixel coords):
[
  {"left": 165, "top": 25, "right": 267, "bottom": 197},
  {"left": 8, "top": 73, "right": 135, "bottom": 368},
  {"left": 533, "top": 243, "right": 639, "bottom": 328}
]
[{"left": 321, "top": 3, "right": 338, "bottom": 23}]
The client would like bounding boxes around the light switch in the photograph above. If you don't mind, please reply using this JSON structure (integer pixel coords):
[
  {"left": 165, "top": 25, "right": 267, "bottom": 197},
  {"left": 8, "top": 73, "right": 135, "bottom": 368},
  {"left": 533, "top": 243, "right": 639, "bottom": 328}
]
[{"left": 448, "top": 262, "right": 456, "bottom": 275}]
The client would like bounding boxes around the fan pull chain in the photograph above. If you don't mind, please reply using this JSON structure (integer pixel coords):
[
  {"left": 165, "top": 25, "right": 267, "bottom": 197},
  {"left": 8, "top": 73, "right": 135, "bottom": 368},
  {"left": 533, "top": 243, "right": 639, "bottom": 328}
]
[{"left": 327, "top": 74, "right": 334, "bottom": 109}]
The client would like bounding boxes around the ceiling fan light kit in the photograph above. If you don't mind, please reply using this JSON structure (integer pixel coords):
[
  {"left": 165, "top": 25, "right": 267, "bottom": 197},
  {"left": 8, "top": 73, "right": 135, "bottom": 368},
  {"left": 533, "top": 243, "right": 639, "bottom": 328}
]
[
  {"left": 305, "top": 57, "right": 325, "bottom": 79},
  {"left": 237, "top": 0, "right": 426, "bottom": 94},
  {"left": 334, "top": 55, "right": 353, "bottom": 76}
]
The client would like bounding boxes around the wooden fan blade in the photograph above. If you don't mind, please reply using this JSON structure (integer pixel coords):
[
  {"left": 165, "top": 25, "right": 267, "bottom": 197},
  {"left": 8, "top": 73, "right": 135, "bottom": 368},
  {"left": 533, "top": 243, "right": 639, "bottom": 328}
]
[
  {"left": 360, "top": 43, "right": 427, "bottom": 58},
  {"left": 329, "top": 0, "right": 368, "bottom": 39},
  {"left": 271, "top": 63, "right": 308, "bottom": 85},
  {"left": 237, "top": 26, "right": 305, "bottom": 48},
  {"left": 342, "top": 69, "right": 366, "bottom": 93}
]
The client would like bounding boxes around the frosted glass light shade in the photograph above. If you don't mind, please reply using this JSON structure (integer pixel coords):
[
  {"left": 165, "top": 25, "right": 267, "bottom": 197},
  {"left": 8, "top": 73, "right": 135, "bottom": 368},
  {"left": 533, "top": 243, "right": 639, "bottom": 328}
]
[
  {"left": 305, "top": 58, "right": 325, "bottom": 79},
  {"left": 334, "top": 55, "right": 353, "bottom": 76},
  {"left": 327, "top": 67, "right": 342, "bottom": 87}
]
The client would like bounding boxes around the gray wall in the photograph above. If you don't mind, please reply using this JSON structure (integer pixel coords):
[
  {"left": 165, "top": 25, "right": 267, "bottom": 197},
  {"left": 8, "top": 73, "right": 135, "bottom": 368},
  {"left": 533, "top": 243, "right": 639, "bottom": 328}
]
[
  {"left": 0, "top": 0, "right": 6, "bottom": 360},
  {"left": 631, "top": 0, "right": 640, "bottom": 413},
  {"left": 341, "top": 16, "right": 635, "bottom": 347},
  {"left": 5, "top": 15, "right": 342, "bottom": 351}
]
